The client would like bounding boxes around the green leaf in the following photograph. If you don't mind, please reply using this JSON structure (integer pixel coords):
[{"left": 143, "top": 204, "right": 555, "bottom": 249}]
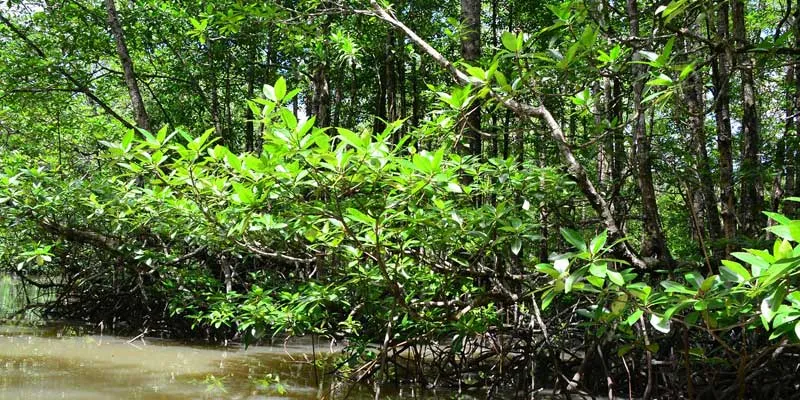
[
  {"left": 446, "top": 182, "right": 463, "bottom": 193},
  {"left": 626, "top": 282, "right": 652, "bottom": 302},
  {"left": 659, "top": 37, "right": 675, "bottom": 64},
  {"left": 589, "top": 230, "right": 607, "bottom": 255},
  {"left": 565, "top": 271, "right": 582, "bottom": 293},
  {"left": 541, "top": 289, "right": 556, "bottom": 310},
  {"left": 762, "top": 286, "right": 787, "bottom": 324},
  {"left": 535, "top": 263, "right": 561, "bottom": 279},
  {"left": 775, "top": 239, "right": 793, "bottom": 261},
  {"left": 346, "top": 208, "right": 375, "bottom": 226},
  {"left": 501, "top": 31, "right": 519, "bottom": 52},
  {"left": 684, "top": 271, "right": 704, "bottom": 289},
  {"left": 231, "top": 182, "right": 254, "bottom": 204},
  {"left": 639, "top": 50, "right": 659, "bottom": 62},
  {"left": 263, "top": 83, "right": 276, "bottom": 102},
  {"left": 121, "top": 130, "right": 134, "bottom": 151},
  {"left": 679, "top": 62, "right": 696, "bottom": 80},
  {"left": 493, "top": 71, "right": 509, "bottom": 88},
  {"left": 225, "top": 152, "right": 242, "bottom": 171},
  {"left": 586, "top": 275, "right": 605, "bottom": 288},
  {"left": 650, "top": 314, "right": 671, "bottom": 333},
  {"left": 763, "top": 211, "right": 792, "bottom": 225},
  {"left": 511, "top": 238, "right": 522, "bottom": 256},
  {"left": 626, "top": 309, "right": 644, "bottom": 326},
  {"left": 659, "top": 0, "right": 690, "bottom": 23},
  {"left": 795, "top": 321, "right": 800, "bottom": 340},
  {"left": 589, "top": 262, "right": 607, "bottom": 278},
  {"left": 553, "top": 258, "right": 570, "bottom": 275},
  {"left": 767, "top": 221, "right": 800, "bottom": 242},
  {"left": 607, "top": 270, "right": 625, "bottom": 286},
  {"left": 700, "top": 275, "right": 718, "bottom": 292},
  {"left": 560, "top": 228, "right": 586, "bottom": 251},
  {"left": 579, "top": 26, "right": 596, "bottom": 47},
  {"left": 337, "top": 128, "right": 364, "bottom": 149},
  {"left": 660, "top": 280, "right": 696, "bottom": 295},
  {"left": 466, "top": 66, "right": 486, "bottom": 81},
  {"left": 274, "top": 77, "right": 287, "bottom": 101},
  {"left": 720, "top": 260, "right": 751, "bottom": 283},
  {"left": 732, "top": 251, "right": 771, "bottom": 276},
  {"left": 646, "top": 73, "right": 673, "bottom": 86},
  {"left": 412, "top": 152, "right": 435, "bottom": 174}
]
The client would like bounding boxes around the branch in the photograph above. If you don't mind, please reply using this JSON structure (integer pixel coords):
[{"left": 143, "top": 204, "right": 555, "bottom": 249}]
[
  {"left": 39, "top": 219, "right": 122, "bottom": 253},
  {"left": 0, "top": 12, "right": 135, "bottom": 130},
  {"left": 235, "top": 239, "right": 315, "bottom": 264}
]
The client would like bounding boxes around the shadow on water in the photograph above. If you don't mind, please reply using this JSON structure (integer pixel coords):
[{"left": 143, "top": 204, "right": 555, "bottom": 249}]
[{"left": 0, "top": 324, "right": 486, "bottom": 400}]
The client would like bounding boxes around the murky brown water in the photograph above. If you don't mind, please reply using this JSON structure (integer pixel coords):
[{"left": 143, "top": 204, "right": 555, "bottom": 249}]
[{"left": 0, "top": 324, "right": 476, "bottom": 400}]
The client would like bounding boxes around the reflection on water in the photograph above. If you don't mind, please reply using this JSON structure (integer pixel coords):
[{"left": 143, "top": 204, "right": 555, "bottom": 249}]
[{"left": 0, "top": 324, "right": 477, "bottom": 399}]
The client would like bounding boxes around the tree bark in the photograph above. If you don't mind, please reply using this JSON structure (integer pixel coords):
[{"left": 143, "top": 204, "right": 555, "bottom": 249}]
[
  {"left": 611, "top": 77, "right": 625, "bottom": 225},
  {"left": 460, "top": 0, "right": 482, "bottom": 157},
  {"left": 373, "top": 47, "right": 387, "bottom": 133},
  {"left": 311, "top": 65, "right": 330, "bottom": 127},
  {"left": 244, "top": 43, "right": 256, "bottom": 152},
  {"left": 787, "top": 7, "right": 800, "bottom": 218},
  {"left": 350, "top": 60, "right": 359, "bottom": 127},
  {"left": 774, "top": 64, "right": 789, "bottom": 213},
  {"left": 733, "top": 0, "right": 762, "bottom": 237},
  {"left": 710, "top": 2, "right": 736, "bottom": 256},
  {"left": 104, "top": 0, "right": 150, "bottom": 132},
  {"left": 686, "top": 66, "right": 723, "bottom": 260},
  {"left": 207, "top": 45, "right": 226, "bottom": 147},
  {"left": 627, "top": 0, "right": 671, "bottom": 263}
]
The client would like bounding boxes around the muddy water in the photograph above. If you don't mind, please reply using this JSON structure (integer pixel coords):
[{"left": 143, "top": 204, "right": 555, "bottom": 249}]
[{"left": 0, "top": 324, "right": 471, "bottom": 400}]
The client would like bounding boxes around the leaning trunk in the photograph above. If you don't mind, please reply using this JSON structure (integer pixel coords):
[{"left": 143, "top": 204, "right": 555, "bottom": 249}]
[{"left": 105, "top": 0, "right": 150, "bottom": 131}]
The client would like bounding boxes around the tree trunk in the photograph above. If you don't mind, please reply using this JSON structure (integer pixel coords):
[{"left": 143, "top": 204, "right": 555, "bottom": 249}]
[
  {"left": 373, "top": 46, "right": 388, "bottom": 133},
  {"left": 224, "top": 55, "right": 234, "bottom": 151},
  {"left": 104, "top": 0, "right": 150, "bottom": 131},
  {"left": 627, "top": 0, "right": 671, "bottom": 263},
  {"left": 774, "top": 64, "right": 789, "bottom": 213},
  {"left": 611, "top": 78, "right": 625, "bottom": 226},
  {"left": 711, "top": 2, "right": 736, "bottom": 256},
  {"left": 350, "top": 60, "right": 359, "bottom": 128},
  {"left": 385, "top": 28, "right": 397, "bottom": 142},
  {"left": 244, "top": 43, "right": 256, "bottom": 152},
  {"left": 332, "top": 84, "right": 342, "bottom": 128},
  {"left": 788, "top": 8, "right": 800, "bottom": 218},
  {"left": 311, "top": 65, "right": 330, "bottom": 127},
  {"left": 686, "top": 66, "right": 723, "bottom": 261},
  {"left": 397, "top": 36, "right": 407, "bottom": 137},
  {"left": 460, "top": 0, "right": 481, "bottom": 157},
  {"left": 733, "top": 0, "right": 762, "bottom": 237},
  {"left": 207, "top": 45, "right": 226, "bottom": 147},
  {"left": 411, "top": 61, "right": 421, "bottom": 128}
]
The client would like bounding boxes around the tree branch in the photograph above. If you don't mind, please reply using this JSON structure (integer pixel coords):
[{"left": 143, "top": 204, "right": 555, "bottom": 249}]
[{"left": 0, "top": 12, "right": 135, "bottom": 130}]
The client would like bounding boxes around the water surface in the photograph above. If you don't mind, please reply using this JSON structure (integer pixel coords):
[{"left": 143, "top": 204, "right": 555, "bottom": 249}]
[{"left": 0, "top": 324, "right": 472, "bottom": 399}]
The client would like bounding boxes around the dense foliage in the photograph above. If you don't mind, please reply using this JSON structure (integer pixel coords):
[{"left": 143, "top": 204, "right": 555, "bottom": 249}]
[{"left": 3, "top": 0, "right": 800, "bottom": 398}]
